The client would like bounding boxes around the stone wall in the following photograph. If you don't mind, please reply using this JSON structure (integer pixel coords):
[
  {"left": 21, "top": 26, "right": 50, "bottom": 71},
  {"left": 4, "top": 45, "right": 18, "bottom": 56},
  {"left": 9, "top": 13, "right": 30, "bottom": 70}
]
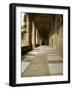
[
  {"left": 49, "top": 15, "right": 63, "bottom": 57},
  {"left": 21, "top": 14, "right": 29, "bottom": 47}
]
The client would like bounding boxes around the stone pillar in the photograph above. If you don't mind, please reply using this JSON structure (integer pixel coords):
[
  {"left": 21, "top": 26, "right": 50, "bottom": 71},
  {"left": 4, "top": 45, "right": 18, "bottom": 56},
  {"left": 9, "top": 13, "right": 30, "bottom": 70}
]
[
  {"left": 35, "top": 28, "right": 40, "bottom": 46},
  {"left": 34, "top": 26, "right": 36, "bottom": 47},
  {"left": 29, "top": 15, "right": 32, "bottom": 48},
  {"left": 32, "top": 21, "right": 36, "bottom": 48},
  {"left": 36, "top": 28, "right": 38, "bottom": 45}
]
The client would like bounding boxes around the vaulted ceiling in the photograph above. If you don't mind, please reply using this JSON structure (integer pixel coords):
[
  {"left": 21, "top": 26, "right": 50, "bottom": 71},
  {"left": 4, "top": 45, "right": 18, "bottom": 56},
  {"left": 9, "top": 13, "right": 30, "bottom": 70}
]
[
  {"left": 28, "top": 13, "right": 55, "bottom": 39},
  {"left": 34, "top": 14, "right": 55, "bottom": 39}
]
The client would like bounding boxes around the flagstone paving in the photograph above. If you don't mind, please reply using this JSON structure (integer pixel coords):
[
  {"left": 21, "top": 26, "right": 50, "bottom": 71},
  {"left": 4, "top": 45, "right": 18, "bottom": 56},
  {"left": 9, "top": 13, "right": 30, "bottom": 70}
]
[{"left": 21, "top": 46, "right": 63, "bottom": 77}]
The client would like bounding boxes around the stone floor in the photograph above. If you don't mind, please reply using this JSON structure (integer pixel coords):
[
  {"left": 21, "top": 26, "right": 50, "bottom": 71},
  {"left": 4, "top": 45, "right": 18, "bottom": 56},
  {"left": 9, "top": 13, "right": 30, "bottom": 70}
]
[{"left": 21, "top": 46, "right": 63, "bottom": 77}]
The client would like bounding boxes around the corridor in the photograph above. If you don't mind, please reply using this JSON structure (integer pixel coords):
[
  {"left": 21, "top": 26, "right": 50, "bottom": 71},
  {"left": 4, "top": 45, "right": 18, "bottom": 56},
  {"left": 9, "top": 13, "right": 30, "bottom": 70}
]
[
  {"left": 21, "top": 46, "right": 63, "bottom": 77},
  {"left": 21, "top": 13, "right": 63, "bottom": 77}
]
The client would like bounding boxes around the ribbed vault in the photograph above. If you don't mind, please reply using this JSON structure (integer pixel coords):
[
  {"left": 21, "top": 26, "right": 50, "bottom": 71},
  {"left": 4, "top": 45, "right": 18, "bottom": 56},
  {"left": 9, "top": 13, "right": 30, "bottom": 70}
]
[{"left": 28, "top": 13, "right": 55, "bottom": 39}]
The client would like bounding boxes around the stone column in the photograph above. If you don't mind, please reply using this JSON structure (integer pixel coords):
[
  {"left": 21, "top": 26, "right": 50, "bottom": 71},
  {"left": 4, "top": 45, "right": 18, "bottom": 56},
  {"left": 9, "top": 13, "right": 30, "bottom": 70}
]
[
  {"left": 32, "top": 21, "right": 36, "bottom": 48},
  {"left": 34, "top": 25, "right": 36, "bottom": 47},
  {"left": 36, "top": 28, "right": 38, "bottom": 45},
  {"left": 29, "top": 15, "right": 32, "bottom": 49}
]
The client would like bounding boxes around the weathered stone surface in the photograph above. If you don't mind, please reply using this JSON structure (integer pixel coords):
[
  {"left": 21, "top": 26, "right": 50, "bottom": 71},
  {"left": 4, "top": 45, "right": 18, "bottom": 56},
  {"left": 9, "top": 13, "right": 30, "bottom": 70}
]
[{"left": 21, "top": 46, "right": 63, "bottom": 77}]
